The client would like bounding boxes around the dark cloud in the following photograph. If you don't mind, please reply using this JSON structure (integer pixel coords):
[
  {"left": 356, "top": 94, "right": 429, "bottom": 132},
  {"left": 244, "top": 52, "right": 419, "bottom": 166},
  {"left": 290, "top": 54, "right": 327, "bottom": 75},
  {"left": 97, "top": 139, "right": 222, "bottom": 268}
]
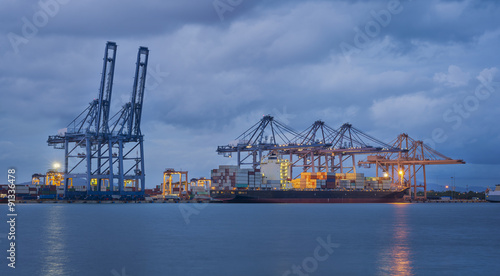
[{"left": 1, "top": 0, "right": 499, "bottom": 188}]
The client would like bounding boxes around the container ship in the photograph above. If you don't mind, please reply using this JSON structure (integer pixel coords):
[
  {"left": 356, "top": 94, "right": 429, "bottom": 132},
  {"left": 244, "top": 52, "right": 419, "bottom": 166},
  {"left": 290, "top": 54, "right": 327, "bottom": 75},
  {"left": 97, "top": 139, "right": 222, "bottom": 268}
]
[{"left": 209, "top": 159, "right": 408, "bottom": 203}]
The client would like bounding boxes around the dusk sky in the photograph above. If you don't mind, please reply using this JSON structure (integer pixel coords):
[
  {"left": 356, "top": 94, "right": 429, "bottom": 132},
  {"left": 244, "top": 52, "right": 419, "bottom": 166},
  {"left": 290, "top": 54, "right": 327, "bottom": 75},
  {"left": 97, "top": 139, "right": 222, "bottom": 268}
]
[{"left": 1, "top": 0, "right": 499, "bottom": 190}]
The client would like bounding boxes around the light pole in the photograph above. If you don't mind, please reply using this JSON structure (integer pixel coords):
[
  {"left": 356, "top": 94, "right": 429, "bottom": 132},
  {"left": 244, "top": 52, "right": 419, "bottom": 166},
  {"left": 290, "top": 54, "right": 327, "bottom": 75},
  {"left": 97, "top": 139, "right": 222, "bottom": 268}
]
[
  {"left": 450, "top": 176, "right": 455, "bottom": 200},
  {"left": 453, "top": 176, "right": 456, "bottom": 199}
]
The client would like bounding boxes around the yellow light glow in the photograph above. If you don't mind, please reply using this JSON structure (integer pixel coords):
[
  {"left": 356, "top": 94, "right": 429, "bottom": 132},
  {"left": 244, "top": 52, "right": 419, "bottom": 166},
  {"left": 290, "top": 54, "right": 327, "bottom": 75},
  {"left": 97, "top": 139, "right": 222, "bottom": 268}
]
[
  {"left": 445, "top": 185, "right": 449, "bottom": 189},
  {"left": 398, "top": 170, "right": 403, "bottom": 175},
  {"left": 53, "top": 162, "right": 61, "bottom": 169},
  {"left": 384, "top": 172, "right": 389, "bottom": 178}
]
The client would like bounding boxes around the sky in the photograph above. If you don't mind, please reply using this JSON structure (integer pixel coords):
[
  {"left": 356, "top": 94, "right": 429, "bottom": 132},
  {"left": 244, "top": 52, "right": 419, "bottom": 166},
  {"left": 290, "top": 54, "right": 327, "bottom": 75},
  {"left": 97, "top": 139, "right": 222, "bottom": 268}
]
[{"left": 1, "top": 0, "right": 499, "bottom": 191}]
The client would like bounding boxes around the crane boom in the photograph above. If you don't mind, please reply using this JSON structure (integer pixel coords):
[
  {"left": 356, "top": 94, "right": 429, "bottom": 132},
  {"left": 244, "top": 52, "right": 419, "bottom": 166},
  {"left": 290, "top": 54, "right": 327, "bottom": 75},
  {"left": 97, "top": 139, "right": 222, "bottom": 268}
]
[
  {"left": 96, "top": 41, "right": 117, "bottom": 136},
  {"left": 128, "top": 46, "right": 149, "bottom": 137}
]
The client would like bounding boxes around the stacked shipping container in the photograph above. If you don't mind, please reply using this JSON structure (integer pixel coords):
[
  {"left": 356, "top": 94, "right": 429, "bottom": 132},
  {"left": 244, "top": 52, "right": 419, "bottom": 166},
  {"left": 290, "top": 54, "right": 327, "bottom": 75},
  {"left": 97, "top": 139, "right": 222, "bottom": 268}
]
[
  {"left": 210, "top": 165, "right": 394, "bottom": 191},
  {"left": 211, "top": 165, "right": 263, "bottom": 190},
  {"left": 248, "top": 170, "right": 263, "bottom": 189},
  {"left": 293, "top": 172, "right": 336, "bottom": 189},
  {"left": 365, "top": 177, "right": 392, "bottom": 190}
]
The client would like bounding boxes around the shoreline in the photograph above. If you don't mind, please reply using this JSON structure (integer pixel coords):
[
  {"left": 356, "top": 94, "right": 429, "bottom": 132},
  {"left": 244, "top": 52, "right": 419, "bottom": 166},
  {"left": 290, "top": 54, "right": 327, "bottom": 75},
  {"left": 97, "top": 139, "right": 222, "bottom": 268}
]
[{"left": 3, "top": 199, "right": 489, "bottom": 204}]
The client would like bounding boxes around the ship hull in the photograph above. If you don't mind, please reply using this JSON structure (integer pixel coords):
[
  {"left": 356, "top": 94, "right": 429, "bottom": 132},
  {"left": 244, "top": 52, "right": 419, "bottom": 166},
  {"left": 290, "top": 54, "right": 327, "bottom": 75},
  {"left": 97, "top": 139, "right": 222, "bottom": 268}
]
[
  {"left": 210, "top": 189, "right": 408, "bottom": 203},
  {"left": 486, "top": 194, "right": 500, "bottom": 202}
]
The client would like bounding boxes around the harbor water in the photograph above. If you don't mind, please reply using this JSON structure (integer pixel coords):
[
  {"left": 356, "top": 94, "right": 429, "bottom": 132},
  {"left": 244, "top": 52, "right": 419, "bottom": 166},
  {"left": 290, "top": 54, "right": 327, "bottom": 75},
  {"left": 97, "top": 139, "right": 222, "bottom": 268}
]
[{"left": 1, "top": 203, "right": 499, "bottom": 275}]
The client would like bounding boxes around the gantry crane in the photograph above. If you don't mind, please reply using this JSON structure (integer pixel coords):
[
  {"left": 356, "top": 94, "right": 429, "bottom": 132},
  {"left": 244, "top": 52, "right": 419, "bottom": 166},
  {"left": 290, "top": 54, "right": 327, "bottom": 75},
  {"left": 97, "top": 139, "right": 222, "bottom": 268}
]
[
  {"left": 284, "top": 121, "right": 404, "bottom": 178},
  {"left": 217, "top": 116, "right": 404, "bottom": 179},
  {"left": 195, "top": 178, "right": 212, "bottom": 190},
  {"left": 31, "top": 171, "right": 64, "bottom": 186},
  {"left": 358, "top": 133, "right": 465, "bottom": 199},
  {"left": 216, "top": 115, "right": 328, "bottom": 169},
  {"left": 162, "top": 169, "right": 189, "bottom": 198},
  {"left": 47, "top": 42, "right": 149, "bottom": 197}
]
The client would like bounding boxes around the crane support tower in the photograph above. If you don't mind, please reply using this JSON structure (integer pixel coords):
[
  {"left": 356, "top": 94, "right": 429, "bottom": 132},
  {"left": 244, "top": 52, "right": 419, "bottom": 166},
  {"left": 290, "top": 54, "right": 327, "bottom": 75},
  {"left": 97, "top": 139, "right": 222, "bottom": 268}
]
[{"left": 47, "top": 42, "right": 150, "bottom": 197}]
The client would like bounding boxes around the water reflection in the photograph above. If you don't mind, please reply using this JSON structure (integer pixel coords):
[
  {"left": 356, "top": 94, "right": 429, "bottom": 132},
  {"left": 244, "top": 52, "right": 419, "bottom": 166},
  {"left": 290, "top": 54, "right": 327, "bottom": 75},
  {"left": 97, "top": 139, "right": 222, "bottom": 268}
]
[
  {"left": 40, "top": 206, "right": 68, "bottom": 276},
  {"left": 378, "top": 204, "right": 414, "bottom": 276}
]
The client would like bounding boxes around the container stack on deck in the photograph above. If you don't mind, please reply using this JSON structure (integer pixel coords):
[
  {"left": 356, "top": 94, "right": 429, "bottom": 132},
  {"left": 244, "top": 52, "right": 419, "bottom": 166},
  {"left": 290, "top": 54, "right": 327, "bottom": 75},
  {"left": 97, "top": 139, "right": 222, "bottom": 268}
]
[
  {"left": 248, "top": 170, "right": 263, "bottom": 189},
  {"left": 292, "top": 172, "right": 336, "bottom": 189},
  {"left": 236, "top": 168, "right": 252, "bottom": 188},
  {"left": 365, "top": 177, "right": 392, "bottom": 190},
  {"left": 211, "top": 165, "right": 237, "bottom": 190},
  {"left": 346, "top": 173, "right": 365, "bottom": 189},
  {"left": 211, "top": 165, "right": 262, "bottom": 190},
  {"left": 210, "top": 165, "right": 395, "bottom": 191}
]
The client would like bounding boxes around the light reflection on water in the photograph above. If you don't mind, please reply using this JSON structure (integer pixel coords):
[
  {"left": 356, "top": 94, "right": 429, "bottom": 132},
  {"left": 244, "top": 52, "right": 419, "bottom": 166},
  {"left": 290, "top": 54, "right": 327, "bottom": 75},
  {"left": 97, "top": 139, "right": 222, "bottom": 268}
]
[
  {"left": 40, "top": 206, "right": 68, "bottom": 276},
  {"left": 14, "top": 203, "right": 499, "bottom": 275},
  {"left": 378, "top": 204, "right": 414, "bottom": 276}
]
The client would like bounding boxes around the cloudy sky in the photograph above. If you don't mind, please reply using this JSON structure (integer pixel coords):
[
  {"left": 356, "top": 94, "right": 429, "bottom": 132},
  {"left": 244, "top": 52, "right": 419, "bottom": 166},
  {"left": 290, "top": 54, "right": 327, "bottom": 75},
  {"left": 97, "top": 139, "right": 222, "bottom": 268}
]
[{"left": 1, "top": 0, "right": 499, "bottom": 190}]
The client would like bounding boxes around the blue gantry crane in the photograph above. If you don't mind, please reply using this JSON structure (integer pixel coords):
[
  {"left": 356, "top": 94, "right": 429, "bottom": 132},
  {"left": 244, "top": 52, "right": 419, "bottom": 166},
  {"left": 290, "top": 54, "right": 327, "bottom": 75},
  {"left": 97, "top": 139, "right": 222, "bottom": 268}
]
[{"left": 48, "top": 42, "right": 149, "bottom": 197}]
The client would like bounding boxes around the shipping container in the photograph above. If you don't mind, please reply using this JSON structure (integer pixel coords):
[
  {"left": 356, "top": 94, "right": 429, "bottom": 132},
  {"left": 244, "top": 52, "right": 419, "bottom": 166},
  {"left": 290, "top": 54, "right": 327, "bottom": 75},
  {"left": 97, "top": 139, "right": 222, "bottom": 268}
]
[
  {"left": 39, "top": 194, "right": 57, "bottom": 199},
  {"left": 236, "top": 184, "right": 248, "bottom": 188}
]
